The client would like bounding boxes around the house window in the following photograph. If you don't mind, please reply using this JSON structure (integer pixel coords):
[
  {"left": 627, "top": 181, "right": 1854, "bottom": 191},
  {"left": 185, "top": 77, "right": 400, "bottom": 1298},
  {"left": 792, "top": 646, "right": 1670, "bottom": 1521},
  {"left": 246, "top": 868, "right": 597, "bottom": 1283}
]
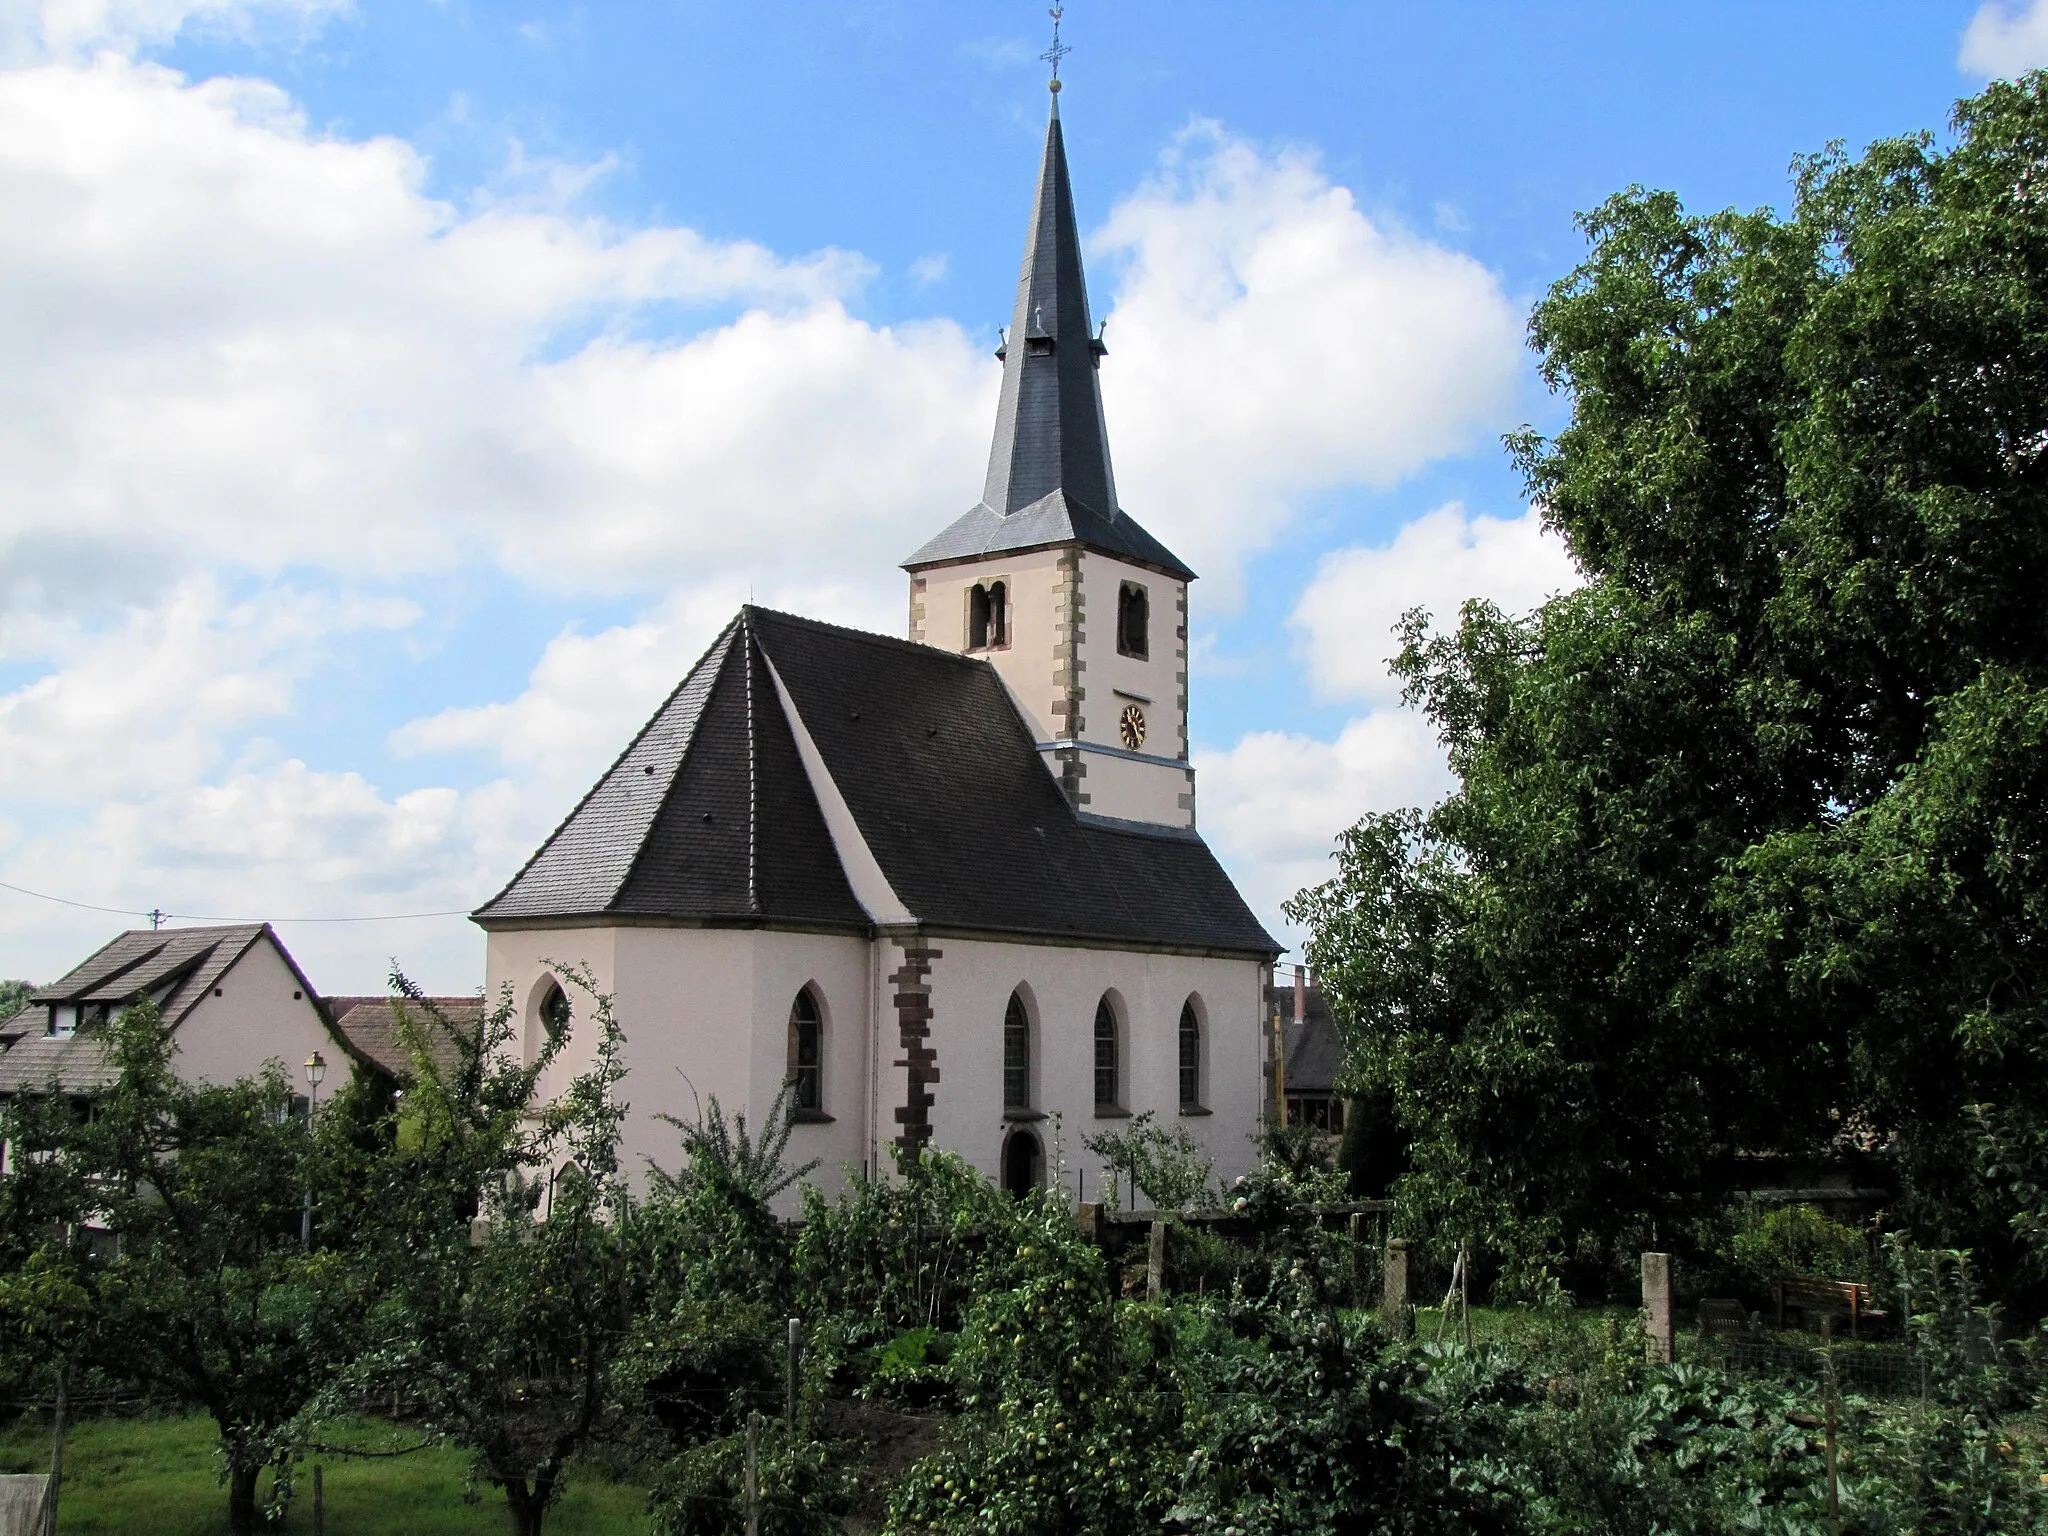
[
  {"left": 788, "top": 987, "right": 822, "bottom": 1113},
  {"left": 1003, "top": 992, "right": 1031, "bottom": 1110},
  {"left": 1117, "top": 582, "right": 1148, "bottom": 659},
  {"left": 968, "top": 580, "right": 1009, "bottom": 650},
  {"left": 1178, "top": 1000, "right": 1202, "bottom": 1108},
  {"left": 1093, "top": 996, "right": 1121, "bottom": 1110}
]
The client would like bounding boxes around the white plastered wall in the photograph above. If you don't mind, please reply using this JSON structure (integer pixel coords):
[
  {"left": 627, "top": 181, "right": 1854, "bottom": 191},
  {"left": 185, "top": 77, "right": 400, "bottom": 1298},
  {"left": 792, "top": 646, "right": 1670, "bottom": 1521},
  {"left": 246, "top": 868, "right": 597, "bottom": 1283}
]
[
  {"left": 170, "top": 935, "right": 336, "bottom": 1089},
  {"left": 913, "top": 935, "right": 1263, "bottom": 1196},
  {"left": 1076, "top": 550, "right": 1187, "bottom": 762},
  {"left": 911, "top": 545, "right": 1066, "bottom": 741},
  {"left": 1062, "top": 749, "right": 1194, "bottom": 826},
  {"left": 485, "top": 924, "right": 872, "bottom": 1203}
]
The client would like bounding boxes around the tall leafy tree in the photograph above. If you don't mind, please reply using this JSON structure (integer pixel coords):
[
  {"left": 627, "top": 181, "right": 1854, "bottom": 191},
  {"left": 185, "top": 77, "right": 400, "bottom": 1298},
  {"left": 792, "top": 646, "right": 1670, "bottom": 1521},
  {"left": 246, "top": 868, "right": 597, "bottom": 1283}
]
[
  {"left": 338, "top": 971, "right": 639, "bottom": 1536},
  {"left": 1289, "top": 74, "right": 2048, "bottom": 1295}
]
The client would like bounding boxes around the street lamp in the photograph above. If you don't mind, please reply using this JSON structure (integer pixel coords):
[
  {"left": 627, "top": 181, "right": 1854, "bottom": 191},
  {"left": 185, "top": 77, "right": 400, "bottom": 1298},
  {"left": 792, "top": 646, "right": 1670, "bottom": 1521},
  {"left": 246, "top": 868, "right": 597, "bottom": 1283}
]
[{"left": 301, "top": 1052, "right": 327, "bottom": 1247}]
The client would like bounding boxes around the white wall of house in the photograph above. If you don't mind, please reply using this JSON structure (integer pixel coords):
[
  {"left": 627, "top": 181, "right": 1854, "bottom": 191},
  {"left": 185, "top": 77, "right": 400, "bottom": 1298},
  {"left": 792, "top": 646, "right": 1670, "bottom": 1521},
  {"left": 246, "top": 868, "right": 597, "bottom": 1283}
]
[{"left": 170, "top": 936, "right": 335, "bottom": 1090}]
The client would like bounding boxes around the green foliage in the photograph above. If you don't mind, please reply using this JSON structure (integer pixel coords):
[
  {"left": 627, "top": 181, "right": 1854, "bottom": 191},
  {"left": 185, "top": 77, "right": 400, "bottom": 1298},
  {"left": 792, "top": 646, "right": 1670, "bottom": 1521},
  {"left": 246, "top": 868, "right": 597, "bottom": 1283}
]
[
  {"left": 1725, "top": 1204, "right": 1873, "bottom": 1293},
  {"left": 0, "top": 979, "right": 32, "bottom": 1023},
  {"left": 0, "top": 1001, "right": 359, "bottom": 1534},
  {"left": 1287, "top": 74, "right": 2048, "bottom": 1296},
  {"left": 648, "top": 1422, "right": 848, "bottom": 1536},
  {"left": 1081, "top": 1110, "right": 1213, "bottom": 1212},
  {"left": 794, "top": 1148, "right": 1029, "bottom": 1370},
  {"left": 333, "top": 966, "right": 638, "bottom": 1536}
]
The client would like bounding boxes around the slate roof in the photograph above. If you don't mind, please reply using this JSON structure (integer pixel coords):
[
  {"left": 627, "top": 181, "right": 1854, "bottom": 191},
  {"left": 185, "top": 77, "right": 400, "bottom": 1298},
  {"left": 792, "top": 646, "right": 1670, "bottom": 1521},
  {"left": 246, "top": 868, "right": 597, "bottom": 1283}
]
[
  {"left": 329, "top": 997, "right": 482, "bottom": 1082},
  {"left": 902, "top": 97, "right": 1193, "bottom": 582},
  {"left": 476, "top": 607, "right": 1276, "bottom": 957},
  {"left": 476, "top": 616, "right": 868, "bottom": 929}
]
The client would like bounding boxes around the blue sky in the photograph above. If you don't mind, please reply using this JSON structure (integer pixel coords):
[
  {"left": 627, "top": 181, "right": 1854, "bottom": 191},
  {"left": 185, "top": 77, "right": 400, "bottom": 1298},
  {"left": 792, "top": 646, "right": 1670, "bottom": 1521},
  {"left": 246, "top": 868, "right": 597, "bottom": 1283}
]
[{"left": 0, "top": 0, "right": 2033, "bottom": 991}]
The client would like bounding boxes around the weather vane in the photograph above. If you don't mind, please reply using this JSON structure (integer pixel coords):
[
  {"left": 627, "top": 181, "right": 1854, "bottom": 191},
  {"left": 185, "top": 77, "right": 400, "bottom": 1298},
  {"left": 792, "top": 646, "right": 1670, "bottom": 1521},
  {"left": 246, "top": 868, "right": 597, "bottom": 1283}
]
[{"left": 1042, "top": 6, "right": 1070, "bottom": 92}]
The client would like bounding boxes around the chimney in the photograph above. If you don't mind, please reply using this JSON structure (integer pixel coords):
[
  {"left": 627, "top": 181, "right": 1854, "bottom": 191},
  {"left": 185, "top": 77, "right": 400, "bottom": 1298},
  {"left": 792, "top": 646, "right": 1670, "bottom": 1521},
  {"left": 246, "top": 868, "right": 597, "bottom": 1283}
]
[{"left": 1293, "top": 964, "right": 1306, "bottom": 1025}]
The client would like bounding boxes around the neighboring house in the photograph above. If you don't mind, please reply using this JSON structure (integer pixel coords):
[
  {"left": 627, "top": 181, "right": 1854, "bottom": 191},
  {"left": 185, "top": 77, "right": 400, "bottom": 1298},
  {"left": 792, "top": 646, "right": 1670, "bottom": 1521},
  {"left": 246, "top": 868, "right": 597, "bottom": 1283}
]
[
  {"left": 1272, "top": 966, "right": 1347, "bottom": 1133},
  {"left": 323, "top": 994, "right": 483, "bottom": 1085},
  {"left": 0, "top": 924, "right": 344, "bottom": 1109},
  {"left": 474, "top": 92, "right": 1279, "bottom": 1202}
]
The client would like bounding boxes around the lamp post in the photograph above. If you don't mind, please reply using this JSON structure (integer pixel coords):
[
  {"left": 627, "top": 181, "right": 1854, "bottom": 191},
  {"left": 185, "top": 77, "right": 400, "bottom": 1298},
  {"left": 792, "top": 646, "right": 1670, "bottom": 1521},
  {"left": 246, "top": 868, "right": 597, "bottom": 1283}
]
[{"left": 301, "top": 1051, "right": 326, "bottom": 1247}]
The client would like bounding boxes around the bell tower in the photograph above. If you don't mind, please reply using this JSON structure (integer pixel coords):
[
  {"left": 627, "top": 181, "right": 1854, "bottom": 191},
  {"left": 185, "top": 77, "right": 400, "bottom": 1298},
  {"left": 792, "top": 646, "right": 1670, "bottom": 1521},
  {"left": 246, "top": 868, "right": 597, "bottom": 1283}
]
[{"left": 903, "top": 87, "right": 1197, "bottom": 831}]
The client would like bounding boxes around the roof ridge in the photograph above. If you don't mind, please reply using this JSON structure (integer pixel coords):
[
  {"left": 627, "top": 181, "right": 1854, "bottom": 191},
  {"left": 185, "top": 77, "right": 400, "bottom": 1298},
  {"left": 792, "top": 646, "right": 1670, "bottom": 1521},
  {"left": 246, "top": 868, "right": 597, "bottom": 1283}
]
[{"left": 742, "top": 605, "right": 995, "bottom": 669}]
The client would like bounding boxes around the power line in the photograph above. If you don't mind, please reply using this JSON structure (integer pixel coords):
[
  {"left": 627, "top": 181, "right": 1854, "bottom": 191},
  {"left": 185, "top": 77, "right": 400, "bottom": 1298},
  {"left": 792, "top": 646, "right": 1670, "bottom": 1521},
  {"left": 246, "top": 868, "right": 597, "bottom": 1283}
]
[{"left": 0, "top": 876, "right": 472, "bottom": 925}]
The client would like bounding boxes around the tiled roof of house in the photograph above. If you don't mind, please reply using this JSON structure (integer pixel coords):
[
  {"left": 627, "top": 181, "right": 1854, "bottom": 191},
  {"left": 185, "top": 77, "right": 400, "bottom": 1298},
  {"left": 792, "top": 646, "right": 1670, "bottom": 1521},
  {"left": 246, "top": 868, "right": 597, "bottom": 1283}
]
[
  {"left": 31, "top": 923, "right": 274, "bottom": 1025},
  {"left": 0, "top": 1031, "right": 121, "bottom": 1097},
  {"left": 328, "top": 996, "right": 482, "bottom": 1081},
  {"left": 0, "top": 924, "right": 332, "bottom": 1098},
  {"left": 476, "top": 607, "right": 1276, "bottom": 957}
]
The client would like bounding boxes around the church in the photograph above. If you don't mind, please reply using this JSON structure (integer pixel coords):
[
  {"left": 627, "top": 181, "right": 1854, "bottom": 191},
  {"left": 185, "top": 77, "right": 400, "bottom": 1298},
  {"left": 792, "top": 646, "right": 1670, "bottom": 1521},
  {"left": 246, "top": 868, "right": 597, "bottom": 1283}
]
[{"left": 474, "top": 88, "right": 1278, "bottom": 1199}]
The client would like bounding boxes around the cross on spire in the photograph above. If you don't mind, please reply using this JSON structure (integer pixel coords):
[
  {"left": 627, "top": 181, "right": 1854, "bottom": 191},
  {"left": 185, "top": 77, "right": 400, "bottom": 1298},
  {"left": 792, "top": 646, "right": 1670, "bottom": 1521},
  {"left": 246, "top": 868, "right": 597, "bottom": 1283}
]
[{"left": 1042, "top": 6, "right": 1070, "bottom": 90}]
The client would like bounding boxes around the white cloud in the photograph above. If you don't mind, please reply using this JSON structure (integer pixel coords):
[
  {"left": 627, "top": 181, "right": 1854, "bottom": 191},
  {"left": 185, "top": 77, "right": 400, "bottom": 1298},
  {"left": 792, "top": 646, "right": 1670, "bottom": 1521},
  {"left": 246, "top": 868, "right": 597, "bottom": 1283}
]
[
  {"left": 0, "top": 578, "right": 414, "bottom": 801},
  {"left": 1198, "top": 710, "right": 1452, "bottom": 951},
  {"left": 1961, "top": 1, "right": 2048, "bottom": 76},
  {"left": 1200, "top": 501, "right": 1579, "bottom": 948},
  {"left": 1097, "top": 124, "right": 1524, "bottom": 601},
  {"left": 4, "top": 0, "right": 344, "bottom": 61},
  {"left": 0, "top": 46, "right": 1527, "bottom": 993},
  {"left": 1290, "top": 502, "right": 1578, "bottom": 704}
]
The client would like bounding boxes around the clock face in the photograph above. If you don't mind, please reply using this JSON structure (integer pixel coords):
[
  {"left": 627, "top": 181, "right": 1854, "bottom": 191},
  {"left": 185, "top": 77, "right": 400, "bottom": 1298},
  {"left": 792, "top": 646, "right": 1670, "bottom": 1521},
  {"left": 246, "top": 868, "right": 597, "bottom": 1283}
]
[{"left": 1118, "top": 703, "right": 1147, "bottom": 751}]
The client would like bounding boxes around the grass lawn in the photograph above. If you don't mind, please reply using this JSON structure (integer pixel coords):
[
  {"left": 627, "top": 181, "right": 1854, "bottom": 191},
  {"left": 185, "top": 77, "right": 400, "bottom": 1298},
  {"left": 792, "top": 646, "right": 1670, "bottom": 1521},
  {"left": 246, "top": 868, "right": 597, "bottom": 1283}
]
[{"left": 0, "top": 1412, "right": 651, "bottom": 1534}]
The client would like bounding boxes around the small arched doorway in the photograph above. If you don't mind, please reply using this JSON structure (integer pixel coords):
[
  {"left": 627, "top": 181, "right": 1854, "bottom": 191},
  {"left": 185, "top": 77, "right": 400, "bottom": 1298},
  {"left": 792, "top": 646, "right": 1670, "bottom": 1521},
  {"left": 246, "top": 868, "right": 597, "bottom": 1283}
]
[{"left": 1002, "top": 1128, "right": 1042, "bottom": 1198}]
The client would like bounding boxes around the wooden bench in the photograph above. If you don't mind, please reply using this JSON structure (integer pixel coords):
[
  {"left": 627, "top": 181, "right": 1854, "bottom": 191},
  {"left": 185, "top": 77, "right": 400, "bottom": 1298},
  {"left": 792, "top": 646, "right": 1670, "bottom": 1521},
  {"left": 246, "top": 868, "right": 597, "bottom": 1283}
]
[{"left": 1775, "top": 1277, "right": 1885, "bottom": 1338}]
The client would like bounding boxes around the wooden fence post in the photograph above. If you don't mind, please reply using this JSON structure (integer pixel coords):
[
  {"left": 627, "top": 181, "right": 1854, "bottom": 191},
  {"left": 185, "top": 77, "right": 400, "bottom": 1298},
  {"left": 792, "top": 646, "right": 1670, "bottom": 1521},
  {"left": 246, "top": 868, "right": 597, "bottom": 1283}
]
[
  {"left": 1146, "top": 1220, "right": 1167, "bottom": 1300},
  {"left": 1382, "top": 1238, "right": 1413, "bottom": 1338},
  {"left": 1642, "top": 1252, "right": 1675, "bottom": 1364}
]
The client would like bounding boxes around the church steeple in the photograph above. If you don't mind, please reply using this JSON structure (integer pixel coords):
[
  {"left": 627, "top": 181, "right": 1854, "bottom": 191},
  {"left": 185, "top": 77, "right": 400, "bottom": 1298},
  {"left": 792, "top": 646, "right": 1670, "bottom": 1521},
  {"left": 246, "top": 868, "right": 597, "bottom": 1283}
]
[{"left": 981, "top": 93, "right": 1117, "bottom": 522}]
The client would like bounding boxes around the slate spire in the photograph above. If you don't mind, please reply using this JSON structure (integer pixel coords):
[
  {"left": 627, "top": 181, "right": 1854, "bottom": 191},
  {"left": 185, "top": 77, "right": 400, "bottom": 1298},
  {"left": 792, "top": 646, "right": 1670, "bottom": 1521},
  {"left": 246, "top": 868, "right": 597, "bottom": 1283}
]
[{"left": 980, "top": 92, "right": 1118, "bottom": 521}]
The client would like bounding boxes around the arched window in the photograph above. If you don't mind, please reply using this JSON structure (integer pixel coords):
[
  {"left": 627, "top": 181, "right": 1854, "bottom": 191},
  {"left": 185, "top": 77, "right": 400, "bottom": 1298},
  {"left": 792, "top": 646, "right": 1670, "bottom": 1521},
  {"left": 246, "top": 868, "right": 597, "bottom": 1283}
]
[
  {"left": 1117, "top": 582, "right": 1149, "bottom": 659},
  {"left": 1093, "top": 995, "right": 1121, "bottom": 1110},
  {"left": 1179, "top": 1000, "right": 1202, "bottom": 1108},
  {"left": 1002, "top": 1128, "right": 1042, "bottom": 1198},
  {"left": 968, "top": 581, "right": 1010, "bottom": 650},
  {"left": 1003, "top": 992, "right": 1031, "bottom": 1110},
  {"left": 788, "top": 987, "right": 822, "bottom": 1113}
]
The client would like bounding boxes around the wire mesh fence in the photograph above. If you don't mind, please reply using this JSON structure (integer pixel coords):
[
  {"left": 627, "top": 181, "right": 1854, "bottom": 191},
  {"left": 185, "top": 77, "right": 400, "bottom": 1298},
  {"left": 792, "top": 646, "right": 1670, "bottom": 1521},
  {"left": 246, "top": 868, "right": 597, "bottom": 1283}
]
[{"left": 1688, "top": 1331, "right": 1935, "bottom": 1398}]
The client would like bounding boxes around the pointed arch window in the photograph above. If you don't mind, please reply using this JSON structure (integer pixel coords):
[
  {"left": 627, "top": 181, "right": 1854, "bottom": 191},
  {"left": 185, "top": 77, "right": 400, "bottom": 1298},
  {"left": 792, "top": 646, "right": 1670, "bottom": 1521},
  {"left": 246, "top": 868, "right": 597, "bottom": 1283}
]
[
  {"left": 1178, "top": 1000, "right": 1202, "bottom": 1109},
  {"left": 1003, "top": 992, "right": 1031, "bottom": 1111},
  {"left": 1093, "top": 996, "right": 1121, "bottom": 1110},
  {"left": 788, "top": 987, "right": 823, "bottom": 1114}
]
